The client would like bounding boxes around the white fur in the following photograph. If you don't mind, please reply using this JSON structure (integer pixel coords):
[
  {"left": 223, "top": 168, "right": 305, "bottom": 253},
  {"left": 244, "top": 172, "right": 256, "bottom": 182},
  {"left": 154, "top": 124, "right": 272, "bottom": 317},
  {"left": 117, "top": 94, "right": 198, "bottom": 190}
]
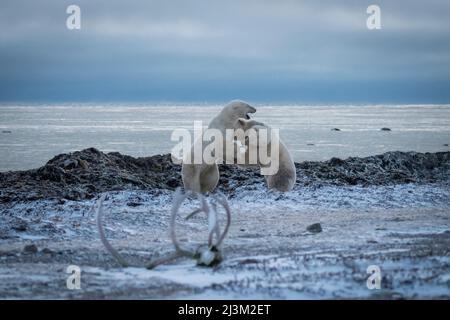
[
  {"left": 182, "top": 100, "right": 256, "bottom": 193},
  {"left": 236, "top": 118, "right": 296, "bottom": 192}
]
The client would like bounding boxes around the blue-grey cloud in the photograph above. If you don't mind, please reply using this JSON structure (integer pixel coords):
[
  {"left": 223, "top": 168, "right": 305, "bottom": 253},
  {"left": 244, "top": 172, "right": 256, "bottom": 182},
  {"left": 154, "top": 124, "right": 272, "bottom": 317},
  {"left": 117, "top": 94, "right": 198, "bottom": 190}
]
[{"left": 0, "top": 0, "right": 449, "bottom": 103}]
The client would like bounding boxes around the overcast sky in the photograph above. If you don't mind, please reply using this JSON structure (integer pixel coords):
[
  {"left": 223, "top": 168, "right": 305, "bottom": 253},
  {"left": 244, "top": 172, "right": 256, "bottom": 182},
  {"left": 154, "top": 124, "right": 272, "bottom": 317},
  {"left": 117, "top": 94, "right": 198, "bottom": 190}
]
[{"left": 1, "top": 0, "right": 449, "bottom": 103}]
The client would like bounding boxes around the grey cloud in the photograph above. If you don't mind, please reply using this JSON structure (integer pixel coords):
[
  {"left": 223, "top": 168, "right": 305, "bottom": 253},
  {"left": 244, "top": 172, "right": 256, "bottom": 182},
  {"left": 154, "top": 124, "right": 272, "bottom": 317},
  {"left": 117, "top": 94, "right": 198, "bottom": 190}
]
[{"left": 0, "top": 0, "right": 449, "bottom": 102}]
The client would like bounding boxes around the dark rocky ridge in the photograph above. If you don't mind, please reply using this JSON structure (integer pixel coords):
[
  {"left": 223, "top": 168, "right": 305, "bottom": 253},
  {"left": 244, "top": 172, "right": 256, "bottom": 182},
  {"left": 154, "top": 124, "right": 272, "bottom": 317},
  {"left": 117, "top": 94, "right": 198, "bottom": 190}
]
[{"left": 0, "top": 148, "right": 449, "bottom": 202}]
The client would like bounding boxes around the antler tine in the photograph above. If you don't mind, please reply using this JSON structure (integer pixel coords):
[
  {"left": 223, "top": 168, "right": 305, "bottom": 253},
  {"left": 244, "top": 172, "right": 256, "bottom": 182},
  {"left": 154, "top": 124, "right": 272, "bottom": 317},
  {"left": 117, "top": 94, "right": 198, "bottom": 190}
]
[
  {"left": 184, "top": 191, "right": 209, "bottom": 220},
  {"left": 200, "top": 193, "right": 209, "bottom": 214},
  {"left": 146, "top": 251, "right": 184, "bottom": 269},
  {"left": 194, "top": 193, "right": 220, "bottom": 248},
  {"left": 207, "top": 200, "right": 216, "bottom": 247},
  {"left": 207, "top": 199, "right": 222, "bottom": 247},
  {"left": 96, "top": 193, "right": 130, "bottom": 267},
  {"left": 170, "top": 188, "right": 194, "bottom": 256},
  {"left": 212, "top": 193, "right": 232, "bottom": 248},
  {"left": 185, "top": 208, "right": 203, "bottom": 220}
]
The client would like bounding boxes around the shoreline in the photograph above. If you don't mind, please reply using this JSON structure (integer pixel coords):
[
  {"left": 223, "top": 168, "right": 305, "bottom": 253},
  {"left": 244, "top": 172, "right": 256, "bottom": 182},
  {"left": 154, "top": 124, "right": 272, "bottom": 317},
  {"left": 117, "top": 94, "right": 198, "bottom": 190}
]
[{"left": 0, "top": 148, "right": 449, "bottom": 202}]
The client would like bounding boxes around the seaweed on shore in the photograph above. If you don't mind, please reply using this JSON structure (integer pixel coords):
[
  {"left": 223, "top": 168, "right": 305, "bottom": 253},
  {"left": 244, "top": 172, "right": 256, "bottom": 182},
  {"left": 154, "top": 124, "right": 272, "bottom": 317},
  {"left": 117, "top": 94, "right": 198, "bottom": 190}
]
[{"left": 0, "top": 148, "right": 449, "bottom": 202}]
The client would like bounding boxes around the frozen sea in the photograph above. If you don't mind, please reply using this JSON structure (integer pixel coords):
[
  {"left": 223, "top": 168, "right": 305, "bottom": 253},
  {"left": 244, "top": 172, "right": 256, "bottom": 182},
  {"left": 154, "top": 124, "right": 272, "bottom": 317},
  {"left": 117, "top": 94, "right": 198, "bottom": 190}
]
[
  {"left": 1, "top": 104, "right": 449, "bottom": 299},
  {"left": 0, "top": 104, "right": 449, "bottom": 171}
]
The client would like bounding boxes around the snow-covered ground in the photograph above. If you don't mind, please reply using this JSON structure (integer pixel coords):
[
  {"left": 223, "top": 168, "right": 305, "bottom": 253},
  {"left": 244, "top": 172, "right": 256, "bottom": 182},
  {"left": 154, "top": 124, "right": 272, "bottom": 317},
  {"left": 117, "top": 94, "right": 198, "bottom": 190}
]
[{"left": 1, "top": 183, "right": 449, "bottom": 299}]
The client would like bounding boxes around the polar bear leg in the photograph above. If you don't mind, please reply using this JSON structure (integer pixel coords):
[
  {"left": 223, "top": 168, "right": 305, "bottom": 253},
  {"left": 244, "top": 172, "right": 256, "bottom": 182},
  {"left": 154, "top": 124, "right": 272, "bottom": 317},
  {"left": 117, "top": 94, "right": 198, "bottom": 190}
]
[
  {"left": 182, "top": 163, "right": 219, "bottom": 194},
  {"left": 265, "top": 166, "right": 296, "bottom": 192},
  {"left": 199, "top": 164, "right": 219, "bottom": 193},
  {"left": 181, "top": 163, "right": 202, "bottom": 193}
]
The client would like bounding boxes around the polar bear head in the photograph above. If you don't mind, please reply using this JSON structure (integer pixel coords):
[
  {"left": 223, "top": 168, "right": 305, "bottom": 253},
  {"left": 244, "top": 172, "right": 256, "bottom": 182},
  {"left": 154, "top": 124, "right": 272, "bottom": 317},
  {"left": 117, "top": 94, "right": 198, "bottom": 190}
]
[
  {"left": 235, "top": 118, "right": 280, "bottom": 174},
  {"left": 236, "top": 118, "right": 270, "bottom": 135},
  {"left": 235, "top": 118, "right": 274, "bottom": 146},
  {"left": 221, "top": 100, "right": 256, "bottom": 121}
]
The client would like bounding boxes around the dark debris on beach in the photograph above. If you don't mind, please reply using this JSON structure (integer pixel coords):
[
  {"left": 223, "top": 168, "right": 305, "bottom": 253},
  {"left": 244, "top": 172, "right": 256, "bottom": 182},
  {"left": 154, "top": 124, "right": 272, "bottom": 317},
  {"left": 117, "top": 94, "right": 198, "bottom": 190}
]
[{"left": 0, "top": 147, "right": 449, "bottom": 202}]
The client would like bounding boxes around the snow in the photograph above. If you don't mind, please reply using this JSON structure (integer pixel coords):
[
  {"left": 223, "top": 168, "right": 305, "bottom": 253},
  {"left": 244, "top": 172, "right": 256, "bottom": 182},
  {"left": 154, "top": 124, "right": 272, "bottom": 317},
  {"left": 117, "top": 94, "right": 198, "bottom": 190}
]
[{"left": 0, "top": 183, "right": 449, "bottom": 299}]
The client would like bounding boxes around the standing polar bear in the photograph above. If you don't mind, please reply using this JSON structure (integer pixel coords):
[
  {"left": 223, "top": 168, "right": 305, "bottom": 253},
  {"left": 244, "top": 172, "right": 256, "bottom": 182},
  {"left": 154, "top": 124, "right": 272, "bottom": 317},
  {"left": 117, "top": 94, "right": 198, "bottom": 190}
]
[
  {"left": 181, "top": 100, "right": 256, "bottom": 193},
  {"left": 235, "top": 118, "right": 296, "bottom": 192}
]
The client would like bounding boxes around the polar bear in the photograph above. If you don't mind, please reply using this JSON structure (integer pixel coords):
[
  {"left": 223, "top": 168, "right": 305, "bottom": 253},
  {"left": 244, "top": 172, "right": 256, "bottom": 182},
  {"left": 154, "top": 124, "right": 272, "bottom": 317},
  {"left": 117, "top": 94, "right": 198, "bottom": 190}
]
[
  {"left": 181, "top": 100, "right": 257, "bottom": 193},
  {"left": 208, "top": 100, "right": 256, "bottom": 134},
  {"left": 235, "top": 118, "right": 296, "bottom": 192}
]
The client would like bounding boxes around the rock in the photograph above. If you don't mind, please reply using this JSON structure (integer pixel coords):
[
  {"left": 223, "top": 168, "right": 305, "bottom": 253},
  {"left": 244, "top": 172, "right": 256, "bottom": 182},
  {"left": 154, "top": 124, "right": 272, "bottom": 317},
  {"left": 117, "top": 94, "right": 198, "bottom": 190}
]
[
  {"left": 238, "top": 258, "right": 260, "bottom": 265},
  {"left": 127, "top": 201, "right": 142, "bottom": 207},
  {"left": 23, "top": 244, "right": 38, "bottom": 254},
  {"left": 2, "top": 130, "right": 12, "bottom": 134},
  {"left": 12, "top": 219, "right": 28, "bottom": 232},
  {"left": 331, "top": 128, "right": 341, "bottom": 131},
  {"left": 307, "top": 143, "right": 315, "bottom": 146},
  {"left": 307, "top": 223, "right": 322, "bottom": 233},
  {"left": 166, "top": 177, "right": 180, "bottom": 189},
  {"left": 78, "top": 159, "right": 89, "bottom": 170},
  {"left": 36, "top": 165, "right": 66, "bottom": 182},
  {"left": 41, "top": 248, "right": 54, "bottom": 254},
  {"left": 329, "top": 157, "right": 344, "bottom": 166},
  {"left": 63, "top": 159, "right": 78, "bottom": 169},
  {"left": 381, "top": 127, "right": 391, "bottom": 131},
  {"left": 443, "top": 144, "right": 449, "bottom": 147}
]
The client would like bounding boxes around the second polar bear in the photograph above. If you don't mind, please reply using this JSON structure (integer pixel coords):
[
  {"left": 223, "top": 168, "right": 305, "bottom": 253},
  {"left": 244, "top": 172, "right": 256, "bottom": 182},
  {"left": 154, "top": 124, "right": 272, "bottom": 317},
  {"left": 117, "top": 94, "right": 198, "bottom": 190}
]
[
  {"left": 236, "top": 118, "right": 296, "bottom": 192},
  {"left": 181, "top": 100, "right": 257, "bottom": 193}
]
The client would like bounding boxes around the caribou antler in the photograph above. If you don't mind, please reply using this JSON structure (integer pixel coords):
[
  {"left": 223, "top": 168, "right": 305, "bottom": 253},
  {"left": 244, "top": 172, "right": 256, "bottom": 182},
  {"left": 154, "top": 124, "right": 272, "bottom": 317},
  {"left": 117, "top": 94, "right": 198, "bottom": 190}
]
[
  {"left": 96, "top": 194, "right": 130, "bottom": 267},
  {"left": 169, "top": 189, "right": 231, "bottom": 267},
  {"left": 209, "top": 192, "right": 231, "bottom": 249},
  {"left": 96, "top": 188, "right": 232, "bottom": 269}
]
